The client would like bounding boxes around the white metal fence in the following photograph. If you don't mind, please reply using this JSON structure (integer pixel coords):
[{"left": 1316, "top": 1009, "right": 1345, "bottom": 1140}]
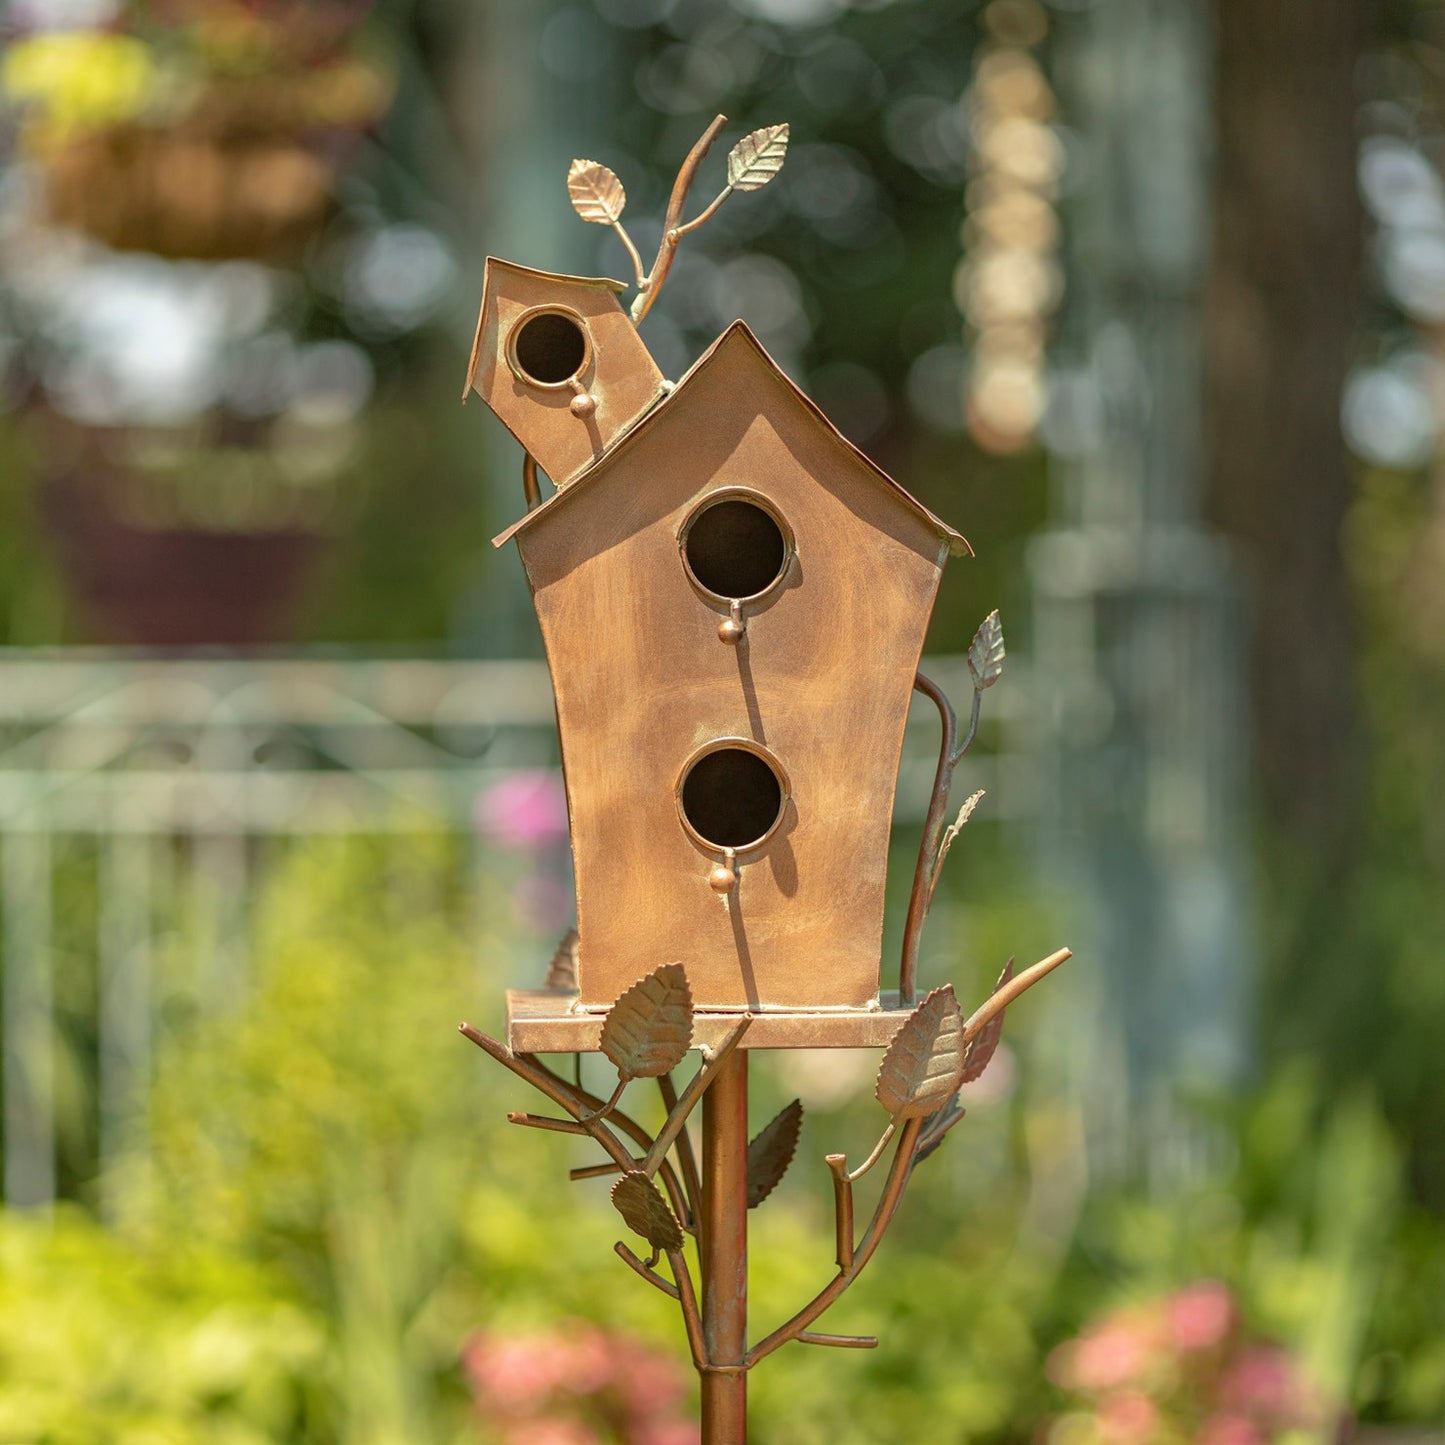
[{"left": 0, "top": 648, "right": 1019, "bottom": 1213}]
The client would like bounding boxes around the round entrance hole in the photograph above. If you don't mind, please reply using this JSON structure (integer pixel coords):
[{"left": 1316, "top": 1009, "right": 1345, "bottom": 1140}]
[
  {"left": 682, "top": 497, "right": 789, "bottom": 601},
  {"left": 512, "top": 310, "right": 587, "bottom": 385},
  {"left": 679, "top": 744, "right": 785, "bottom": 851}
]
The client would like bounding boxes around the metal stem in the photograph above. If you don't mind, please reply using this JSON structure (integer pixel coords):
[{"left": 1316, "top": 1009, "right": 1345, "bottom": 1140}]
[
  {"left": 899, "top": 673, "right": 960, "bottom": 1004},
  {"left": 700, "top": 1047, "right": 748, "bottom": 1441}
]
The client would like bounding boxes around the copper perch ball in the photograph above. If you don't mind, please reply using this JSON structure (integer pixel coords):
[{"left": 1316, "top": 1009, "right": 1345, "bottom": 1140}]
[
  {"left": 570, "top": 390, "right": 598, "bottom": 418},
  {"left": 708, "top": 860, "right": 738, "bottom": 894}
]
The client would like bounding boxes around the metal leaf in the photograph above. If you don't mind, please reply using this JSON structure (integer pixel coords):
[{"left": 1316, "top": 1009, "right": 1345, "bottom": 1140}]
[
  {"left": 726, "top": 123, "right": 790, "bottom": 192},
  {"left": 599, "top": 963, "right": 693, "bottom": 1081},
  {"left": 746, "top": 1099, "right": 803, "bottom": 1208},
  {"left": 933, "top": 789, "right": 985, "bottom": 886},
  {"left": 544, "top": 928, "right": 579, "bottom": 991},
  {"left": 875, "top": 985, "right": 966, "bottom": 1120},
  {"left": 966, "top": 609, "right": 1006, "bottom": 690},
  {"left": 961, "top": 958, "right": 1013, "bottom": 1082},
  {"left": 611, "top": 1172, "right": 683, "bottom": 1254},
  {"left": 915, "top": 1097, "right": 965, "bottom": 1163},
  {"left": 567, "top": 158, "right": 627, "bottom": 224}
]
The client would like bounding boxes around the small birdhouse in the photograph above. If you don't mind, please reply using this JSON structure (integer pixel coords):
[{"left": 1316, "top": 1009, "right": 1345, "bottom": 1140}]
[
  {"left": 464, "top": 259, "right": 666, "bottom": 487},
  {"left": 468, "top": 123, "right": 969, "bottom": 1014}
]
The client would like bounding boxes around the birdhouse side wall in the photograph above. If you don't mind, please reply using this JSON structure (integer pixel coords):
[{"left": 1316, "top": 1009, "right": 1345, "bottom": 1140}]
[
  {"left": 517, "top": 345, "right": 948, "bottom": 1010},
  {"left": 471, "top": 263, "right": 664, "bottom": 486}
]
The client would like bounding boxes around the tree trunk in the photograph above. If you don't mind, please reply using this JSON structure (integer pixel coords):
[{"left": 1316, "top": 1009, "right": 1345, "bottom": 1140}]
[{"left": 1203, "top": 0, "right": 1370, "bottom": 852}]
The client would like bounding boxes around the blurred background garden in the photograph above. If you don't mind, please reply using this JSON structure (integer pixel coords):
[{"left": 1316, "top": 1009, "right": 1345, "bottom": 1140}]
[{"left": 0, "top": 0, "right": 1442, "bottom": 1441}]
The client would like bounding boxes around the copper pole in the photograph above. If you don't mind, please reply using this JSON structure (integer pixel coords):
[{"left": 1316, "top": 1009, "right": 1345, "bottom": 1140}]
[{"left": 700, "top": 1046, "right": 748, "bottom": 1440}]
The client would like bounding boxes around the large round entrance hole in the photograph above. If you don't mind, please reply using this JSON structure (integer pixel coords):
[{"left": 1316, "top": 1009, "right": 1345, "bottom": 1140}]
[
  {"left": 679, "top": 745, "right": 785, "bottom": 851},
  {"left": 512, "top": 310, "right": 587, "bottom": 385},
  {"left": 683, "top": 497, "right": 789, "bottom": 600}
]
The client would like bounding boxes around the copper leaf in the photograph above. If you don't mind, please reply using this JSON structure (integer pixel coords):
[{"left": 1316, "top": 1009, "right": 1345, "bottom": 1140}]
[
  {"left": 875, "top": 985, "right": 966, "bottom": 1120},
  {"left": 726, "top": 123, "right": 790, "bottom": 192},
  {"left": 962, "top": 958, "right": 1013, "bottom": 1082},
  {"left": 746, "top": 1099, "right": 803, "bottom": 1208},
  {"left": 567, "top": 159, "right": 627, "bottom": 224},
  {"left": 611, "top": 1172, "right": 683, "bottom": 1254},
  {"left": 966, "top": 610, "right": 1006, "bottom": 690},
  {"left": 916, "top": 1097, "right": 966, "bottom": 1163},
  {"left": 544, "top": 928, "right": 579, "bottom": 991},
  {"left": 600, "top": 963, "right": 693, "bottom": 1081}
]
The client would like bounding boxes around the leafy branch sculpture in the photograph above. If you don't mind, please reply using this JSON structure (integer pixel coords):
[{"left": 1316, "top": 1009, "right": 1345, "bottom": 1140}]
[
  {"left": 459, "top": 612, "right": 1072, "bottom": 1382},
  {"left": 566, "top": 113, "right": 789, "bottom": 323}
]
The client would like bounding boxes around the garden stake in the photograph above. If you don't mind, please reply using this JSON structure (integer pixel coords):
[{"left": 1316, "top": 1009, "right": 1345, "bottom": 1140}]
[{"left": 460, "top": 115, "right": 1072, "bottom": 1442}]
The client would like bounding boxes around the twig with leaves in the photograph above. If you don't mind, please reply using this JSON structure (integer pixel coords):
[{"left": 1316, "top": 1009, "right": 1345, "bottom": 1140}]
[
  {"left": 464, "top": 927, "right": 1068, "bottom": 1375},
  {"left": 567, "top": 115, "right": 790, "bottom": 325},
  {"left": 746, "top": 945, "right": 1070, "bottom": 1363},
  {"left": 898, "top": 609, "right": 1007, "bottom": 1004}
]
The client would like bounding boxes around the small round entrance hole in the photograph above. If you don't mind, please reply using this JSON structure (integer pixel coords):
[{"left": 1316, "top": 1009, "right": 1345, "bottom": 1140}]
[
  {"left": 683, "top": 498, "right": 788, "bottom": 600},
  {"left": 513, "top": 311, "right": 587, "bottom": 384},
  {"left": 680, "top": 746, "right": 784, "bottom": 850}
]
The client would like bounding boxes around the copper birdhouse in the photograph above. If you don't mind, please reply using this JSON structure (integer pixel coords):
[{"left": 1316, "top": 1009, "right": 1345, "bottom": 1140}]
[
  {"left": 459, "top": 117, "right": 1072, "bottom": 1443},
  {"left": 475, "top": 312, "right": 969, "bottom": 1010}
]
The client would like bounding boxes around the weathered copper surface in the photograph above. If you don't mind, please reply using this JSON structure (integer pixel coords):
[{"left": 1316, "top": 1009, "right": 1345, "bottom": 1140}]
[{"left": 494, "top": 323, "right": 965, "bottom": 1011}]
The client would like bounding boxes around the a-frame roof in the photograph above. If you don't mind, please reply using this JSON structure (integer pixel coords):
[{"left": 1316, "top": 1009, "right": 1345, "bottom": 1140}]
[{"left": 491, "top": 319, "right": 972, "bottom": 557}]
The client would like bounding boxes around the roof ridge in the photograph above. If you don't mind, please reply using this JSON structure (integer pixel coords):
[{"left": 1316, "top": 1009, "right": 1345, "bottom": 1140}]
[{"left": 490, "top": 319, "right": 971, "bottom": 557}]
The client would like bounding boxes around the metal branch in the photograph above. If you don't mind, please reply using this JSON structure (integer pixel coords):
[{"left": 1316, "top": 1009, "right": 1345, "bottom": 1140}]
[
  {"left": 526, "top": 1053, "right": 694, "bottom": 1232},
  {"left": 632, "top": 113, "right": 728, "bottom": 323},
  {"left": 669, "top": 1247, "right": 709, "bottom": 1372},
  {"left": 641, "top": 1018, "right": 751, "bottom": 1181},
  {"left": 459, "top": 1024, "right": 633, "bottom": 1174},
  {"left": 508, "top": 1111, "right": 589, "bottom": 1136},
  {"left": 522, "top": 452, "right": 541, "bottom": 510},
  {"left": 846, "top": 1121, "right": 896, "bottom": 1183},
  {"left": 570, "top": 1159, "right": 642, "bottom": 1181},
  {"left": 825, "top": 1154, "right": 854, "bottom": 1269},
  {"left": 747, "top": 1115, "right": 924, "bottom": 1366},
  {"left": 673, "top": 185, "right": 732, "bottom": 238},
  {"left": 581, "top": 1076, "right": 627, "bottom": 1123},
  {"left": 616, "top": 1241, "right": 680, "bottom": 1299},
  {"left": 611, "top": 220, "right": 647, "bottom": 289},
  {"left": 962, "top": 947, "right": 1072, "bottom": 1044},
  {"left": 899, "top": 672, "right": 959, "bottom": 1004},
  {"left": 659, "top": 1071, "right": 704, "bottom": 1227},
  {"left": 799, "top": 1332, "right": 878, "bottom": 1349}
]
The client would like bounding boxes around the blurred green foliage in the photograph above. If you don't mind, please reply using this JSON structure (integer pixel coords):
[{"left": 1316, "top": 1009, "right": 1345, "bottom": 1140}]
[{"left": 2, "top": 830, "right": 1441, "bottom": 1441}]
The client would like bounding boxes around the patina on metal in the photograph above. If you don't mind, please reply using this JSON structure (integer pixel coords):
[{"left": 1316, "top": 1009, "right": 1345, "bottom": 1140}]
[{"left": 459, "top": 115, "right": 1072, "bottom": 1443}]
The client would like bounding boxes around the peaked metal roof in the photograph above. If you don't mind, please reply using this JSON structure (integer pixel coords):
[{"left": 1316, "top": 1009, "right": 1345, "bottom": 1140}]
[{"left": 490, "top": 318, "right": 972, "bottom": 558}]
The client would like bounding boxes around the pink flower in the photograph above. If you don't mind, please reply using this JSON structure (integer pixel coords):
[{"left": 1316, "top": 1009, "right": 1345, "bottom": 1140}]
[
  {"left": 1197, "top": 1412, "right": 1265, "bottom": 1445},
  {"left": 635, "top": 1422, "right": 701, "bottom": 1445},
  {"left": 1096, "top": 1389, "right": 1159, "bottom": 1443},
  {"left": 502, "top": 1419, "right": 599, "bottom": 1445},
  {"left": 614, "top": 1344, "right": 690, "bottom": 1420},
  {"left": 1167, "top": 1281, "right": 1235, "bottom": 1352},
  {"left": 477, "top": 770, "right": 569, "bottom": 848},
  {"left": 1049, "top": 1315, "right": 1161, "bottom": 1393},
  {"left": 1219, "top": 1344, "right": 1318, "bottom": 1427},
  {"left": 553, "top": 1324, "right": 618, "bottom": 1396},
  {"left": 464, "top": 1331, "right": 569, "bottom": 1412}
]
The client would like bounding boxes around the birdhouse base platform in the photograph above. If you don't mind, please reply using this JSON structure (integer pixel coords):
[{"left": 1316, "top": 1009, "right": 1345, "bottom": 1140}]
[{"left": 505, "top": 988, "right": 919, "bottom": 1054}]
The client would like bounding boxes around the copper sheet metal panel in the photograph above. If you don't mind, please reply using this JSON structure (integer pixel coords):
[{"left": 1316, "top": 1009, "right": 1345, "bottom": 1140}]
[
  {"left": 512, "top": 324, "right": 952, "bottom": 1010},
  {"left": 505, "top": 989, "right": 917, "bottom": 1053},
  {"left": 465, "top": 258, "right": 666, "bottom": 487}
]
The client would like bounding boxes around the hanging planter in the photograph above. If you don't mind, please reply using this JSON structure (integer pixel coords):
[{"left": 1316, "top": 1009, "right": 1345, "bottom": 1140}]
[{"left": 2, "top": 6, "right": 393, "bottom": 644}]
